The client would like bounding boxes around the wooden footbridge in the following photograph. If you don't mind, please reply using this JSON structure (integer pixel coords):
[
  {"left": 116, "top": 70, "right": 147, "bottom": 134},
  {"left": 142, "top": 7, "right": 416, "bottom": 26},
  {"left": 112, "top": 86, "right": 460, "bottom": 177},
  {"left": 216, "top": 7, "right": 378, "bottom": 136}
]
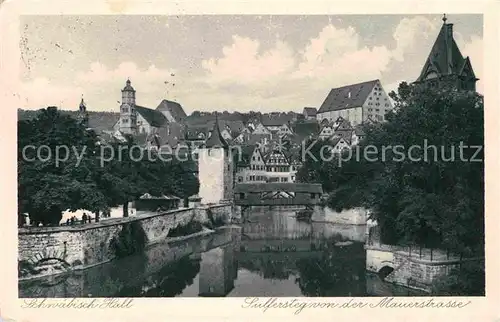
[{"left": 234, "top": 183, "right": 323, "bottom": 211}]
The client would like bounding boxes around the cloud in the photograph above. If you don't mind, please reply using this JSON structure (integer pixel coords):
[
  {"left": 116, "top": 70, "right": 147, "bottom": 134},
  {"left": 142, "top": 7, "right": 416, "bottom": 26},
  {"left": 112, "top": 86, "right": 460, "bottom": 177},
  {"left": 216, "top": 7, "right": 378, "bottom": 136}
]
[
  {"left": 19, "top": 16, "right": 483, "bottom": 113},
  {"left": 458, "top": 35, "right": 483, "bottom": 93},
  {"left": 392, "top": 16, "right": 438, "bottom": 62},
  {"left": 20, "top": 77, "right": 84, "bottom": 110},
  {"left": 201, "top": 35, "right": 296, "bottom": 84},
  {"left": 76, "top": 62, "right": 176, "bottom": 90}
]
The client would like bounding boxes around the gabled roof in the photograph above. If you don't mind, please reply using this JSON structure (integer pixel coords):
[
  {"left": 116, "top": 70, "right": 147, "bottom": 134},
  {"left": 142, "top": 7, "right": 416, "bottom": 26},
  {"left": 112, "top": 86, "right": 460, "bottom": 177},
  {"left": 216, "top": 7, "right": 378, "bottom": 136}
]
[
  {"left": 318, "top": 80, "right": 379, "bottom": 113},
  {"left": 303, "top": 107, "right": 317, "bottom": 116},
  {"left": 235, "top": 145, "right": 259, "bottom": 167},
  {"left": 156, "top": 100, "right": 187, "bottom": 123},
  {"left": 135, "top": 105, "right": 168, "bottom": 127},
  {"left": 416, "top": 20, "right": 473, "bottom": 82},
  {"left": 331, "top": 129, "right": 353, "bottom": 145},
  {"left": 329, "top": 137, "right": 346, "bottom": 148},
  {"left": 335, "top": 118, "right": 353, "bottom": 131}
]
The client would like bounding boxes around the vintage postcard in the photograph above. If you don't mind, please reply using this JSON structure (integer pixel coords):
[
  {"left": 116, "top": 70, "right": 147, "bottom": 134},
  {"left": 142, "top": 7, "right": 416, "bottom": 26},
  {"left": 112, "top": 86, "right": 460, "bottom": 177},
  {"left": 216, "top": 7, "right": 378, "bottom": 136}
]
[{"left": 0, "top": 0, "right": 499, "bottom": 321}]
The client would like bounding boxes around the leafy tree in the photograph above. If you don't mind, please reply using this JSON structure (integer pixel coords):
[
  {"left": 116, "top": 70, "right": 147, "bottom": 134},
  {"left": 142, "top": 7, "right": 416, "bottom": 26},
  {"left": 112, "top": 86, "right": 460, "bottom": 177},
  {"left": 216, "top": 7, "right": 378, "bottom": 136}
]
[
  {"left": 431, "top": 261, "right": 485, "bottom": 296},
  {"left": 297, "top": 83, "right": 484, "bottom": 255},
  {"left": 18, "top": 107, "right": 107, "bottom": 225},
  {"left": 19, "top": 107, "right": 200, "bottom": 225}
]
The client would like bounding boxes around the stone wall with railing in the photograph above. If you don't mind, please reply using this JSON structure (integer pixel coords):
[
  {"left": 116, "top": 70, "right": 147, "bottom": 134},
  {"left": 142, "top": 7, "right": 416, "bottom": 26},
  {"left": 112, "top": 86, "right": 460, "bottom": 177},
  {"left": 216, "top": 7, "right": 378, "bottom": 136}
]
[{"left": 18, "top": 203, "right": 233, "bottom": 279}]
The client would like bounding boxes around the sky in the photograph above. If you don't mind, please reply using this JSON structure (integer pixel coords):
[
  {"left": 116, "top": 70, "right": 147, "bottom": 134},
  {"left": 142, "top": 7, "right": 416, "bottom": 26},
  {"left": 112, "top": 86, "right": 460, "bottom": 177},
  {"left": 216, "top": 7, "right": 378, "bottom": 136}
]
[{"left": 19, "top": 14, "right": 483, "bottom": 114}]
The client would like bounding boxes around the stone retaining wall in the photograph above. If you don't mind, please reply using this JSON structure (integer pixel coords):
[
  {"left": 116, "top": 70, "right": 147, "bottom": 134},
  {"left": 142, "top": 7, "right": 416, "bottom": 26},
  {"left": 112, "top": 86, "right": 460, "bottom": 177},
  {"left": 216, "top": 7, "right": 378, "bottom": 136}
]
[
  {"left": 18, "top": 204, "right": 233, "bottom": 277},
  {"left": 313, "top": 207, "right": 368, "bottom": 225}
]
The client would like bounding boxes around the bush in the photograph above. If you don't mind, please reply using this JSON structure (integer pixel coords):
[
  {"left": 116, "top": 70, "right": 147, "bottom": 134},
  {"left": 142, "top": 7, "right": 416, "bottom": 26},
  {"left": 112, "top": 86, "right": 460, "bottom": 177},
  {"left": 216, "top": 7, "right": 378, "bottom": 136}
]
[
  {"left": 110, "top": 221, "right": 148, "bottom": 258},
  {"left": 431, "top": 261, "right": 485, "bottom": 296}
]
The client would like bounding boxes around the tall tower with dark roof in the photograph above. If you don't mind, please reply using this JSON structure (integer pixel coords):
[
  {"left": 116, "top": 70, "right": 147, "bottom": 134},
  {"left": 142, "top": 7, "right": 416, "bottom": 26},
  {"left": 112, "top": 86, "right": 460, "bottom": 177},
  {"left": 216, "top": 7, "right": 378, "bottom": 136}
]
[
  {"left": 414, "top": 14, "right": 478, "bottom": 92},
  {"left": 77, "top": 95, "right": 89, "bottom": 127},
  {"left": 198, "top": 113, "right": 234, "bottom": 204},
  {"left": 119, "top": 78, "right": 138, "bottom": 134}
]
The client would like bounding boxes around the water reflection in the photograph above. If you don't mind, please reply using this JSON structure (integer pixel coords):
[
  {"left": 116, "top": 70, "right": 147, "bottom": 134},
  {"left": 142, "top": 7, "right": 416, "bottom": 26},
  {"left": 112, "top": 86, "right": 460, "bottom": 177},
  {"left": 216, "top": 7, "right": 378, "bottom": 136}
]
[{"left": 19, "top": 208, "right": 418, "bottom": 297}]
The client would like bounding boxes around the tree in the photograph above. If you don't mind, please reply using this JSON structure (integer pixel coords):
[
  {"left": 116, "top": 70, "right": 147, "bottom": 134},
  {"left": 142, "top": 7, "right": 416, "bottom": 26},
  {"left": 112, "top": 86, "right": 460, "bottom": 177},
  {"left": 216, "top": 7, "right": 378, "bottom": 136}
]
[
  {"left": 98, "top": 138, "right": 199, "bottom": 217},
  {"left": 18, "top": 107, "right": 200, "bottom": 225},
  {"left": 298, "top": 83, "right": 484, "bottom": 256},
  {"left": 18, "top": 107, "right": 108, "bottom": 225}
]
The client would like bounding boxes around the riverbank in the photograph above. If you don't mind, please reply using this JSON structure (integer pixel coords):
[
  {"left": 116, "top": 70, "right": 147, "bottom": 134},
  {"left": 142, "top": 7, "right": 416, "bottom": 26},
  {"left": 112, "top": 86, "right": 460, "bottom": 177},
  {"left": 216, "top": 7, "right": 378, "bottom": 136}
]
[{"left": 18, "top": 203, "right": 233, "bottom": 280}]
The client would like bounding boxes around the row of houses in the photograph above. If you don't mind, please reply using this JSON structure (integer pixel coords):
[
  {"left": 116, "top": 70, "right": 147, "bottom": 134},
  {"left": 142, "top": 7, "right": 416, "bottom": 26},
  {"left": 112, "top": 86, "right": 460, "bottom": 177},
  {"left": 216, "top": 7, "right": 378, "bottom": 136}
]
[{"left": 232, "top": 114, "right": 367, "bottom": 184}]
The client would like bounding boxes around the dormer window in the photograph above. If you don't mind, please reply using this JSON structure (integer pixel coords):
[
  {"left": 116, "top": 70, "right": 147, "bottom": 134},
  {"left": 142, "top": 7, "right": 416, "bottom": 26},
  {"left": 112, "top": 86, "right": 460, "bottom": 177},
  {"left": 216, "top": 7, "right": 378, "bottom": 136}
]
[{"left": 425, "top": 71, "right": 438, "bottom": 80}]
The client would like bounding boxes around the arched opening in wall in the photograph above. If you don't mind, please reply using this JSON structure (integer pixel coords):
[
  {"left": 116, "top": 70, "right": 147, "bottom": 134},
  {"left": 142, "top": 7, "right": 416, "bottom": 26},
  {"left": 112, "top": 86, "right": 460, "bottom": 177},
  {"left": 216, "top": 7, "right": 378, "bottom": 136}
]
[{"left": 378, "top": 265, "right": 394, "bottom": 280}]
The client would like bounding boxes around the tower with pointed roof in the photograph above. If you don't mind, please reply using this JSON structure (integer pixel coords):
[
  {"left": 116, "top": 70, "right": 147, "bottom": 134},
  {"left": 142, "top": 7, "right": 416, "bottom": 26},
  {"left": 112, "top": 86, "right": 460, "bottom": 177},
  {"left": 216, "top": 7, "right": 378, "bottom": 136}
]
[
  {"left": 198, "top": 113, "right": 234, "bottom": 204},
  {"left": 77, "top": 95, "right": 89, "bottom": 127},
  {"left": 119, "top": 78, "right": 138, "bottom": 134},
  {"left": 414, "top": 14, "right": 478, "bottom": 92}
]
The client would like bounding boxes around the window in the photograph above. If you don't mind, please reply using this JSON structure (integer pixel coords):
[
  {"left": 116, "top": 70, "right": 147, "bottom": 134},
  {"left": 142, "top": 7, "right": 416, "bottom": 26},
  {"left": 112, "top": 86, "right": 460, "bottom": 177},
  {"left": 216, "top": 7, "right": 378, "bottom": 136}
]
[
  {"left": 376, "top": 109, "right": 380, "bottom": 112},
  {"left": 310, "top": 193, "right": 315, "bottom": 199},
  {"left": 252, "top": 156, "right": 255, "bottom": 161}
]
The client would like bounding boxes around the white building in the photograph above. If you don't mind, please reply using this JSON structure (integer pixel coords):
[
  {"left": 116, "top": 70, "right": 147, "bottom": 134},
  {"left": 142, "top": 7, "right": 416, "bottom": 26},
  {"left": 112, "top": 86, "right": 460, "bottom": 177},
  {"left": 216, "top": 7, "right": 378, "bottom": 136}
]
[
  {"left": 236, "top": 146, "right": 267, "bottom": 183},
  {"left": 198, "top": 117, "right": 234, "bottom": 204},
  {"left": 316, "top": 79, "right": 393, "bottom": 126}
]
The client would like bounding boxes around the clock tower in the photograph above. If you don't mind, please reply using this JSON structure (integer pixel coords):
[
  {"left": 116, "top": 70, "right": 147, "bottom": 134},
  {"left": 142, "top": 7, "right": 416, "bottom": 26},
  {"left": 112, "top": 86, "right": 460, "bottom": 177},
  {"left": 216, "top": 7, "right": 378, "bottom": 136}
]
[{"left": 119, "top": 78, "right": 137, "bottom": 134}]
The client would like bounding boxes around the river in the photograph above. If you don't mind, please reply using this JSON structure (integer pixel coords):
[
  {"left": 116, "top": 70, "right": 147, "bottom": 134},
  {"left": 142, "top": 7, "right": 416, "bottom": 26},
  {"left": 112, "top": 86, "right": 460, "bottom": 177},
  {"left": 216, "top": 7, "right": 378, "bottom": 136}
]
[{"left": 19, "top": 207, "right": 426, "bottom": 297}]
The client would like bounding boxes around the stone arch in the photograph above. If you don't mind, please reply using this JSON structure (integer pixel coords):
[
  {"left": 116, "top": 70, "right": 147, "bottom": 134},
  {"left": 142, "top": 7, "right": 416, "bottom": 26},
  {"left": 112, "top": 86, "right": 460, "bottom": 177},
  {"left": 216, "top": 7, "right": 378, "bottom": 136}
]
[
  {"left": 19, "top": 251, "right": 72, "bottom": 280},
  {"left": 378, "top": 264, "right": 394, "bottom": 280}
]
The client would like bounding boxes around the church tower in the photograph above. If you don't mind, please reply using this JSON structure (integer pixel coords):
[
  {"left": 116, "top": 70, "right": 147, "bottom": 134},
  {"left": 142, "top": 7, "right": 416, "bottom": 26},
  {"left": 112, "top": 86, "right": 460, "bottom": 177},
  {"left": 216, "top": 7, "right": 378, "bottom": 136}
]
[
  {"left": 198, "top": 114, "right": 234, "bottom": 204},
  {"left": 414, "top": 14, "right": 478, "bottom": 92},
  {"left": 77, "top": 95, "right": 89, "bottom": 127},
  {"left": 119, "top": 78, "right": 138, "bottom": 134}
]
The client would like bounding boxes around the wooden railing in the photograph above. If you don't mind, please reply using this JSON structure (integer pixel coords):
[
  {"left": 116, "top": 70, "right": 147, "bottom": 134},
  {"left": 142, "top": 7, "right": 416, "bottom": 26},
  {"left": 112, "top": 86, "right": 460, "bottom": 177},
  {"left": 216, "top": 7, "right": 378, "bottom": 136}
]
[{"left": 234, "top": 198, "right": 320, "bottom": 206}]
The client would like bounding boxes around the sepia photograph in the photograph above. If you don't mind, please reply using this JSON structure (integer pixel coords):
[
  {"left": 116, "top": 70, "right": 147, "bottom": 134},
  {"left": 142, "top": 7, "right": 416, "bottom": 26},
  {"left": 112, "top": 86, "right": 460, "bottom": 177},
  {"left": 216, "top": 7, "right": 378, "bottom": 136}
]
[{"left": 14, "top": 12, "right": 485, "bottom": 300}]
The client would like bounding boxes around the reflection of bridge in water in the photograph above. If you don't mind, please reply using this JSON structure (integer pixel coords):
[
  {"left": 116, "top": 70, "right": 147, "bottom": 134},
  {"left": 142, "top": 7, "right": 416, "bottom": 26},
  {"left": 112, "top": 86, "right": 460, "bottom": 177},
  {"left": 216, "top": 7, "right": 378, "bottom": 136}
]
[{"left": 240, "top": 208, "right": 366, "bottom": 242}]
